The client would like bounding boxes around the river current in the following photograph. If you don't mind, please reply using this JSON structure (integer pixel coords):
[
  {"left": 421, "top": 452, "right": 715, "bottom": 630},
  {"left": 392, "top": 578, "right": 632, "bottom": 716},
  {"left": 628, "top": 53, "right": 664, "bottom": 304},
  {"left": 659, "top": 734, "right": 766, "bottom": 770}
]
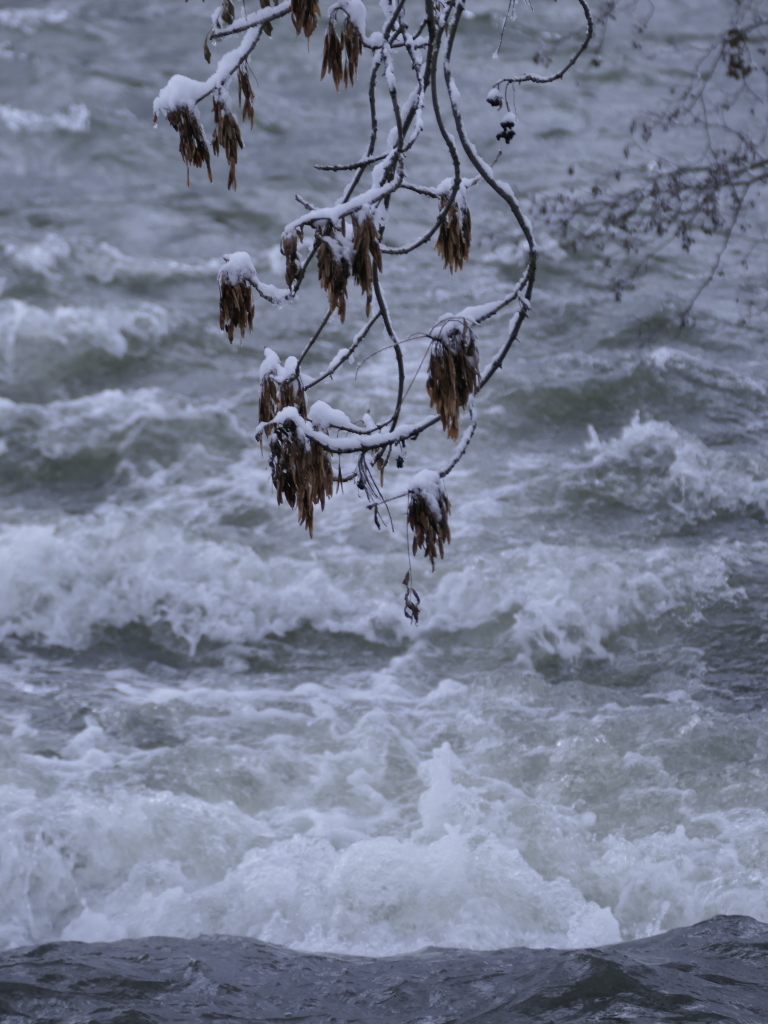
[{"left": 1, "top": 1, "right": 767, "bottom": 1020}]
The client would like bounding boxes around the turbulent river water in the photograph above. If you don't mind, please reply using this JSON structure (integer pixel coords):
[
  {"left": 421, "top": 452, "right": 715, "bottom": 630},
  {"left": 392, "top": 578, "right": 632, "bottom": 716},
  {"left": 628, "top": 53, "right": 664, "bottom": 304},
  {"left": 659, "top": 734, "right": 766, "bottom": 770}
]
[{"left": 1, "top": 1, "right": 767, "bottom": 1020}]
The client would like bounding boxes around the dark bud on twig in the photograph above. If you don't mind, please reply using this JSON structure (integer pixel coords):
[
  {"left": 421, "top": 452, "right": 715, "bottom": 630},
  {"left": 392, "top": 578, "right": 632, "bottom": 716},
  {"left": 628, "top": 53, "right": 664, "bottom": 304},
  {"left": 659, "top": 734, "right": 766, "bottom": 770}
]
[
  {"left": 436, "top": 195, "right": 471, "bottom": 273},
  {"left": 496, "top": 110, "right": 516, "bottom": 144},
  {"left": 426, "top": 319, "right": 479, "bottom": 440},
  {"left": 291, "top": 0, "right": 321, "bottom": 38},
  {"left": 407, "top": 474, "right": 451, "bottom": 569},
  {"left": 317, "top": 223, "right": 351, "bottom": 322},
  {"left": 212, "top": 99, "right": 244, "bottom": 190},
  {"left": 486, "top": 87, "right": 503, "bottom": 108},
  {"left": 238, "top": 67, "right": 255, "bottom": 128},
  {"left": 351, "top": 213, "right": 382, "bottom": 316},
  {"left": 402, "top": 571, "right": 420, "bottom": 624},
  {"left": 725, "top": 28, "right": 752, "bottom": 79},
  {"left": 268, "top": 419, "right": 334, "bottom": 536},
  {"left": 163, "top": 106, "right": 212, "bottom": 186}
]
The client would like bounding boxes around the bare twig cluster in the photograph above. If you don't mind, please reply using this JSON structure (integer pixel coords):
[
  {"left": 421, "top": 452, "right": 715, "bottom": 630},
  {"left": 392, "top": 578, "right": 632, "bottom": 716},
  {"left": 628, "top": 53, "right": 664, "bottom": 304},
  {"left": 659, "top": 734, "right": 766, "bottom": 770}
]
[
  {"left": 536, "top": 0, "right": 767, "bottom": 317},
  {"left": 156, "top": 0, "right": 594, "bottom": 614}
]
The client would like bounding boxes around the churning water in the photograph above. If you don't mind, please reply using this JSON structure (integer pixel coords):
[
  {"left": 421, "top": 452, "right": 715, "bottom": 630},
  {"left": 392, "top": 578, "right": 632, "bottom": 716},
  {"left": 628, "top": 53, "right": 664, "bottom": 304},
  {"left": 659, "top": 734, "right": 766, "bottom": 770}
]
[{"left": 1, "top": 0, "right": 767, "bottom": 1020}]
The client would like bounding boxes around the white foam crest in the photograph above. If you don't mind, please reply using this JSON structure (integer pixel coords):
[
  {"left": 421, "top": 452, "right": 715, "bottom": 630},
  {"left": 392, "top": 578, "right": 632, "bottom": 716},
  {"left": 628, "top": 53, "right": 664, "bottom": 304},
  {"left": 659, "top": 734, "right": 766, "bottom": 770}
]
[
  {"left": 583, "top": 412, "right": 768, "bottom": 522},
  {"left": 0, "top": 9, "right": 69, "bottom": 30},
  {"left": 4, "top": 234, "right": 71, "bottom": 276},
  {"left": 3, "top": 736, "right": 767, "bottom": 955},
  {"left": 0, "top": 502, "right": 407, "bottom": 650},
  {"left": 0, "top": 298, "right": 168, "bottom": 371},
  {"left": 0, "top": 103, "right": 88, "bottom": 133},
  {"left": 80, "top": 242, "right": 221, "bottom": 285},
  {"left": 426, "top": 539, "right": 740, "bottom": 660}
]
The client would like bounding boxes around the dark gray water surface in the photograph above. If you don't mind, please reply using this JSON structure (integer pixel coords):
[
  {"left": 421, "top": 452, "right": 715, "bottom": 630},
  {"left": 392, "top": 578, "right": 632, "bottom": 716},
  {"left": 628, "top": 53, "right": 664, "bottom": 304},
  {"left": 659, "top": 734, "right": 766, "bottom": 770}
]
[{"left": 2, "top": 917, "right": 768, "bottom": 1023}]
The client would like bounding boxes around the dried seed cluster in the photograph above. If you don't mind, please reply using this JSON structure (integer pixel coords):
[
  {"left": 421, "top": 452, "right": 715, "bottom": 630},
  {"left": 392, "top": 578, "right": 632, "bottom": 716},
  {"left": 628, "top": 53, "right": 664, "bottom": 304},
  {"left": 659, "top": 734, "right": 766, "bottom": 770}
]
[
  {"left": 408, "top": 487, "right": 451, "bottom": 568},
  {"left": 269, "top": 421, "right": 334, "bottom": 536},
  {"left": 317, "top": 225, "right": 351, "bottom": 322},
  {"left": 291, "top": 0, "right": 321, "bottom": 38},
  {"left": 219, "top": 278, "right": 255, "bottom": 342},
  {"left": 259, "top": 0, "right": 274, "bottom": 37},
  {"left": 351, "top": 214, "right": 382, "bottom": 316},
  {"left": 436, "top": 196, "right": 472, "bottom": 272},
  {"left": 164, "top": 106, "right": 212, "bottom": 186},
  {"left": 281, "top": 231, "right": 303, "bottom": 287},
  {"left": 238, "top": 67, "right": 255, "bottom": 126},
  {"left": 258, "top": 374, "right": 307, "bottom": 439},
  {"left": 321, "top": 19, "right": 363, "bottom": 89},
  {"left": 212, "top": 99, "right": 244, "bottom": 191},
  {"left": 426, "top": 320, "right": 479, "bottom": 440}
]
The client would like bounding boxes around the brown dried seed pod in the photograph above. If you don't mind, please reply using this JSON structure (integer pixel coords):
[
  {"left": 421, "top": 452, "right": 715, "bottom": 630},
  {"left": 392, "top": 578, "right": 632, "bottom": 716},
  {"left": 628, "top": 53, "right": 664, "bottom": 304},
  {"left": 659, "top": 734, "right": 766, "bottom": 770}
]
[
  {"left": 237, "top": 67, "right": 255, "bottom": 127},
  {"left": 212, "top": 100, "right": 244, "bottom": 191},
  {"left": 321, "top": 19, "right": 363, "bottom": 89},
  {"left": 268, "top": 420, "right": 334, "bottom": 536},
  {"left": 219, "top": 278, "right": 255, "bottom": 343},
  {"left": 281, "top": 232, "right": 302, "bottom": 287},
  {"left": 317, "top": 224, "right": 350, "bottom": 322},
  {"left": 426, "top": 320, "right": 479, "bottom": 440},
  {"left": 321, "top": 23, "right": 344, "bottom": 88},
  {"left": 342, "top": 21, "right": 362, "bottom": 87},
  {"left": 164, "top": 106, "right": 212, "bottom": 186},
  {"left": 351, "top": 214, "right": 382, "bottom": 316},
  {"left": 219, "top": 0, "right": 236, "bottom": 25},
  {"left": 258, "top": 372, "right": 307, "bottom": 444},
  {"left": 291, "top": 0, "right": 321, "bottom": 38},
  {"left": 407, "top": 482, "right": 451, "bottom": 569},
  {"left": 259, "top": 0, "right": 273, "bottom": 36},
  {"left": 435, "top": 197, "right": 472, "bottom": 273}
]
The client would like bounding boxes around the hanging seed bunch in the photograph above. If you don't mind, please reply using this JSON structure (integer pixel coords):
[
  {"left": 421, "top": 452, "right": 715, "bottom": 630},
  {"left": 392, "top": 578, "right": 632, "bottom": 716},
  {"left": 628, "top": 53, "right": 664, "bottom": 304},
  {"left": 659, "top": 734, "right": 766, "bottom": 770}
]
[
  {"left": 237, "top": 67, "right": 256, "bottom": 126},
  {"left": 218, "top": 0, "right": 236, "bottom": 26},
  {"left": 317, "top": 223, "right": 351, "bottom": 322},
  {"left": 407, "top": 472, "right": 451, "bottom": 569},
  {"left": 259, "top": 0, "right": 274, "bottom": 36},
  {"left": 163, "top": 106, "right": 212, "bottom": 186},
  {"left": 281, "top": 231, "right": 303, "bottom": 287},
  {"left": 258, "top": 358, "right": 307, "bottom": 441},
  {"left": 321, "top": 16, "right": 363, "bottom": 90},
  {"left": 352, "top": 212, "right": 382, "bottom": 316},
  {"left": 291, "top": 0, "right": 321, "bottom": 38},
  {"left": 426, "top": 319, "right": 479, "bottom": 440},
  {"left": 268, "top": 419, "right": 334, "bottom": 536},
  {"left": 212, "top": 98, "right": 244, "bottom": 191},
  {"left": 219, "top": 278, "right": 254, "bottom": 342},
  {"left": 436, "top": 192, "right": 472, "bottom": 273}
]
